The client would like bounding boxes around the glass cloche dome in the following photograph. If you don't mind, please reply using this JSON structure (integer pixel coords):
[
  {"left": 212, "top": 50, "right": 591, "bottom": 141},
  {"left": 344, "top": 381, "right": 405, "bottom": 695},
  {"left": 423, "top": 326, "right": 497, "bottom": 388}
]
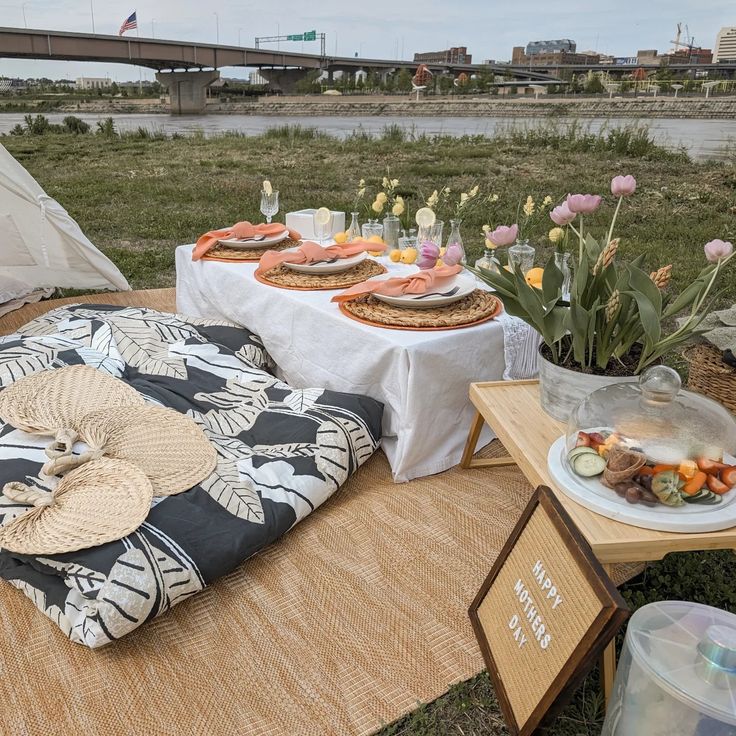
[{"left": 562, "top": 366, "right": 736, "bottom": 512}]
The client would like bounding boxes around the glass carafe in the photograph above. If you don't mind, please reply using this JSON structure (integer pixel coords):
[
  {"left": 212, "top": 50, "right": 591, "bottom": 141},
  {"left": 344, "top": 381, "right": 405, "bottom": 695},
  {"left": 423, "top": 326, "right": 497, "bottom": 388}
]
[
  {"left": 508, "top": 239, "right": 535, "bottom": 274},
  {"left": 347, "top": 212, "right": 361, "bottom": 242},
  {"left": 555, "top": 251, "right": 572, "bottom": 300},
  {"left": 382, "top": 215, "right": 401, "bottom": 249},
  {"left": 444, "top": 219, "right": 466, "bottom": 266}
]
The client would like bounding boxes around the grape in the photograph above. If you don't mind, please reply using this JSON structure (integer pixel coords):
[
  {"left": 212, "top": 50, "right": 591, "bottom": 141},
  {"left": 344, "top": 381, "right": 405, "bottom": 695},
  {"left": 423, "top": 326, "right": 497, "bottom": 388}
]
[{"left": 625, "top": 487, "right": 643, "bottom": 504}]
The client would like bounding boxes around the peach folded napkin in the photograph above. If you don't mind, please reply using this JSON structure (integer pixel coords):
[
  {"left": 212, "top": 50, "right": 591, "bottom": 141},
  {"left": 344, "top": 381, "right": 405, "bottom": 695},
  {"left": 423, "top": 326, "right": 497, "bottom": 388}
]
[
  {"left": 331, "top": 264, "right": 463, "bottom": 303},
  {"left": 192, "top": 221, "right": 301, "bottom": 261},
  {"left": 255, "top": 239, "right": 386, "bottom": 276}
]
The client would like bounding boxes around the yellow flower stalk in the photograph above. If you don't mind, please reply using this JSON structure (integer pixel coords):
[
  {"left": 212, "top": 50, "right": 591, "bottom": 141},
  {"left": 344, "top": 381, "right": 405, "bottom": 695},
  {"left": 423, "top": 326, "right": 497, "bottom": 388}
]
[
  {"left": 542, "top": 195, "right": 553, "bottom": 207},
  {"left": 523, "top": 195, "right": 535, "bottom": 217},
  {"left": 650, "top": 264, "right": 673, "bottom": 289}
]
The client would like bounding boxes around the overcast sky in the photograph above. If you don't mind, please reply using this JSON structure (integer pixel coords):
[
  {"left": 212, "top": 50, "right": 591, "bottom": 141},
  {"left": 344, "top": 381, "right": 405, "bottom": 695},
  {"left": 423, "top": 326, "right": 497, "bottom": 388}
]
[{"left": 0, "top": 0, "right": 733, "bottom": 81}]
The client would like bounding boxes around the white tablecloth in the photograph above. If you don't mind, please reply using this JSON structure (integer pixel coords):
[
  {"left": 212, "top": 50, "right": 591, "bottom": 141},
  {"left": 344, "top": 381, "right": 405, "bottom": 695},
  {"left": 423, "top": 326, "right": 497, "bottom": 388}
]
[{"left": 175, "top": 245, "right": 539, "bottom": 481}]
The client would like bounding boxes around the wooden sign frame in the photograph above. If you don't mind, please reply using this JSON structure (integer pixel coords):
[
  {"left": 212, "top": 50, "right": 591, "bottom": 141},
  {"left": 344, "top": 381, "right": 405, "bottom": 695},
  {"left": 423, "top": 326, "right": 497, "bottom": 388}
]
[{"left": 468, "top": 486, "right": 629, "bottom": 736}]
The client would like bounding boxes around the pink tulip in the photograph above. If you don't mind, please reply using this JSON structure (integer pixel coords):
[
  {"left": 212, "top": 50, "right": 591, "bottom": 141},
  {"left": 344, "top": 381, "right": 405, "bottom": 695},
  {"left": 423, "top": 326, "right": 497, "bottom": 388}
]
[
  {"left": 704, "top": 239, "right": 734, "bottom": 263},
  {"left": 550, "top": 202, "right": 576, "bottom": 226},
  {"left": 566, "top": 194, "right": 602, "bottom": 214},
  {"left": 488, "top": 224, "right": 519, "bottom": 247},
  {"left": 417, "top": 241, "right": 440, "bottom": 270},
  {"left": 611, "top": 175, "right": 637, "bottom": 197},
  {"left": 443, "top": 243, "right": 464, "bottom": 266}
]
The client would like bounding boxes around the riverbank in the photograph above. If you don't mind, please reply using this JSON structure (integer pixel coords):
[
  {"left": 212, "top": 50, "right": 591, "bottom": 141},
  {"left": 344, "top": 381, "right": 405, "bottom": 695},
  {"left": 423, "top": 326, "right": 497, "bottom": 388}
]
[{"left": 4, "top": 94, "right": 736, "bottom": 119}]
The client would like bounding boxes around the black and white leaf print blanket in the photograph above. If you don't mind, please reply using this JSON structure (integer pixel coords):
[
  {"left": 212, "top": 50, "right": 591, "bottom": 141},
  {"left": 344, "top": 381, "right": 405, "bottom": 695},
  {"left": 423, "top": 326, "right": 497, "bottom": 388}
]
[{"left": 0, "top": 305, "right": 382, "bottom": 648}]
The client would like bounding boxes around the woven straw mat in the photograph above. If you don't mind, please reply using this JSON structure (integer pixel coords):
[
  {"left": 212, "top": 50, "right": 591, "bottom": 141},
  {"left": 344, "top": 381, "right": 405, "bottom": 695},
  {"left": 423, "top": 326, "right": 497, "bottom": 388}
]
[
  {"left": 256, "top": 259, "right": 387, "bottom": 290},
  {"left": 0, "top": 457, "right": 152, "bottom": 555},
  {"left": 341, "top": 290, "right": 502, "bottom": 329},
  {"left": 0, "top": 365, "right": 144, "bottom": 436},
  {"left": 64, "top": 405, "right": 218, "bottom": 496},
  {"left": 202, "top": 237, "right": 300, "bottom": 262}
]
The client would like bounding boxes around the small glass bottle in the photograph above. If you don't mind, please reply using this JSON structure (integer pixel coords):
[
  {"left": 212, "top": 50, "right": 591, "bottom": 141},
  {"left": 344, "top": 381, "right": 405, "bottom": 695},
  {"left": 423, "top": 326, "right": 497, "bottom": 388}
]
[
  {"left": 346, "top": 212, "right": 361, "bottom": 242},
  {"left": 444, "top": 219, "right": 466, "bottom": 266},
  {"left": 554, "top": 251, "right": 572, "bottom": 300},
  {"left": 382, "top": 214, "right": 401, "bottom": 249},
  {"left": 475, "top": 246, "right": 499, "bottom": 273}
]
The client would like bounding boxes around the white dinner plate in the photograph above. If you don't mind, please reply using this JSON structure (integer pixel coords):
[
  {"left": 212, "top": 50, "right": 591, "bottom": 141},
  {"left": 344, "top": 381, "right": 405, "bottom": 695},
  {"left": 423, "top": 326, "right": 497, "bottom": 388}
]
[
  {"left": 372, "top": 273, "right": 475, "bottom": 309},
  {"left": 284, "top": 249, "right": 367, "bottom": 274},
  {"left": 218, "top": 229, "right": 290, "bottom": 249},
  {"left": 547, "top": 435, "right": 736, "bottom": 533}
]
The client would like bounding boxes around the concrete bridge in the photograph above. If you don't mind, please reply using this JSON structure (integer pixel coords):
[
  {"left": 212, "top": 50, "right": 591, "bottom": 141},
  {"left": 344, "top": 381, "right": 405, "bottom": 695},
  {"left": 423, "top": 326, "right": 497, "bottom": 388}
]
[{"left": 0, "top": 27, "right": 560, "bottom": 113}]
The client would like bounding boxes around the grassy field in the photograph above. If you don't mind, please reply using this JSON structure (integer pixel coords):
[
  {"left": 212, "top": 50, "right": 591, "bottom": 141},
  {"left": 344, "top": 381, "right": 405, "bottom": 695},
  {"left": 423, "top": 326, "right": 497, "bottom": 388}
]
[{"left": 3, "top": 123, "right": 736, "bottom": 735}]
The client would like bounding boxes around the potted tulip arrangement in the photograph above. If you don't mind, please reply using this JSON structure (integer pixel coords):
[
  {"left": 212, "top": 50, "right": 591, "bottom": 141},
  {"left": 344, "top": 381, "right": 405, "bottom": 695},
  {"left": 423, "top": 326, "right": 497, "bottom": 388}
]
[{"left": 470, "top": 175, "right": 735, "bottom": 420}]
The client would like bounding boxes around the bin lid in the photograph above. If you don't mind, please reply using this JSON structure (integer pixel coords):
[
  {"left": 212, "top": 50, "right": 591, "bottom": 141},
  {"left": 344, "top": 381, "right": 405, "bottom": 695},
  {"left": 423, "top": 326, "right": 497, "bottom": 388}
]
[{"left": 628, "top": 601, "right": 736, "bottom": 725}]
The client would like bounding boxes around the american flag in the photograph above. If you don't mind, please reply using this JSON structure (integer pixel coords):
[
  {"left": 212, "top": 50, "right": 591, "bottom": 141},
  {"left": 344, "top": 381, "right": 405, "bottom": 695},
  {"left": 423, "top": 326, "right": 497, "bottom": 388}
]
[{"left": 118, "top": 11, "right": 137, "bottom": 36}]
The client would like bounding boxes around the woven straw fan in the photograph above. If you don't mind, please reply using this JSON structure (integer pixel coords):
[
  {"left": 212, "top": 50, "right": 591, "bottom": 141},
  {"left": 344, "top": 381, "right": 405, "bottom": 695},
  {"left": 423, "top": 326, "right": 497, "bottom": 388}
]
[
  {"left": 0, "top": 458, "right": 153, "bottom": 555},
  {"left": 0, "top": 365, "right": 144, "bottom": 457},
  {"left": 43, "top": 405, "right": 218, "bottom": 496}
]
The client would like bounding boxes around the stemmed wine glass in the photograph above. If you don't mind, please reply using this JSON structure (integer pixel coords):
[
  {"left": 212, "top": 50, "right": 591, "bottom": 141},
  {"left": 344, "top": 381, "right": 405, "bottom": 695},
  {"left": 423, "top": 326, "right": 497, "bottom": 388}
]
[
  {"left": 313, "top": 207, "right": 332, "bottom": 245},
  {"left": 260, "top": 190, "right": 279, "bottom": 224}
]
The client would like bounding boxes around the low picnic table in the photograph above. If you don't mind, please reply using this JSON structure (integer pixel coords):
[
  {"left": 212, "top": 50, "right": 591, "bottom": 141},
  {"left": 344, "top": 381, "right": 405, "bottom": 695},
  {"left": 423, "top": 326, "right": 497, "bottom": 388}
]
[{"left": 175, "top": 244, "right": 539, "bottom": 482}]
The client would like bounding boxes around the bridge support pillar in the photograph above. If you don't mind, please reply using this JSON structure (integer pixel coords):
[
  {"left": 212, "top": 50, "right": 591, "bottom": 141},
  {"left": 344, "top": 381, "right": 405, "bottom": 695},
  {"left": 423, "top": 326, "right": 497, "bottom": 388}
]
[
  {"left": 259, "top": 68, "right": 312, "bottom": 93},
  {"left": 156, "top": 69, "right": 220, "bottom": 114}
]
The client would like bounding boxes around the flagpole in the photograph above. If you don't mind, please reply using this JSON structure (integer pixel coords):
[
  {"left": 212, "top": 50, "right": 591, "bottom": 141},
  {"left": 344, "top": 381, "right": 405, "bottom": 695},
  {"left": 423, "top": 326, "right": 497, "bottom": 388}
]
[
  {"left": 90, "top": 0, "right": 95, "bottom": 33},
  {"left": 137, "top": 15, "right": 142, "bottom": 96}
]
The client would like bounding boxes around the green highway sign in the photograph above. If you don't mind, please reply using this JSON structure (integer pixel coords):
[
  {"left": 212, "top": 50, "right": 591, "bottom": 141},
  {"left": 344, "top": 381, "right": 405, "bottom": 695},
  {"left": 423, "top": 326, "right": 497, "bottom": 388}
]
[{"left": 286, "top": 30, "right": 317, "bottom": 42}]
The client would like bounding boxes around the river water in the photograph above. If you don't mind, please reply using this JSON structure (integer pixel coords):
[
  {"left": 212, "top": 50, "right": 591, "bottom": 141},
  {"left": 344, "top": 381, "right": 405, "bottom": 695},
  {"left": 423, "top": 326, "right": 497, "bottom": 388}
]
[{"left": 1, "top": 112, "right": 734, "bottom": 161}]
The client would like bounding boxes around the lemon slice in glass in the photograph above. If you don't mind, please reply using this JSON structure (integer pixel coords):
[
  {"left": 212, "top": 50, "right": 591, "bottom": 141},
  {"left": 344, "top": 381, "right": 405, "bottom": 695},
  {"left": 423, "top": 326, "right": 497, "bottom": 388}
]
[
  {"left": 415, "top": 207, "right": 436, "bottom": 228},
  {"left": 314, "top": 207, "right": 332, "bottom": 226}
]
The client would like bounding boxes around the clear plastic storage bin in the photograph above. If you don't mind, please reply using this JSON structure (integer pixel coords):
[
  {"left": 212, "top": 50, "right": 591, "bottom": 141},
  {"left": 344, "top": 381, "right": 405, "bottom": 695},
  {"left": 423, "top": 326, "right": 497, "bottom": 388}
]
[{"left": 602, "top": 601, "right": 736, "bottom": 735}]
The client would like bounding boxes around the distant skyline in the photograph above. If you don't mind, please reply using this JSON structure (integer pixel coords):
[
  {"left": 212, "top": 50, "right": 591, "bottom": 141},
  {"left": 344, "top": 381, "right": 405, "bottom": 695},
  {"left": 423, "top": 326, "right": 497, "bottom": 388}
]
[{"left": 0, "top": 0, "right": 733, "bottom": 81}]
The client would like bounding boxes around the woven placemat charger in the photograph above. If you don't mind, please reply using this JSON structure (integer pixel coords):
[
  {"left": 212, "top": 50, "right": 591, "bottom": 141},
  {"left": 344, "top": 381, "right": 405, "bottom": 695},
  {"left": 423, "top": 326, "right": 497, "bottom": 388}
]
[
  {"left": 0, "top": 365, "right": 145, "bottom": 457},
  {"left": 203, "top": 237, "right": 300, "bottom": 262},
  {"left": 255, "top": 259, "right": 387, "bottom": 291},
  {"left": 43, "top": 405, "right": 218, "bottom": 496},
  {"left": 0, "top": 457, "right": 153, "bottom": 555},
  {"left": 340, "top": 290, "right": 503, "bottom": 331}
]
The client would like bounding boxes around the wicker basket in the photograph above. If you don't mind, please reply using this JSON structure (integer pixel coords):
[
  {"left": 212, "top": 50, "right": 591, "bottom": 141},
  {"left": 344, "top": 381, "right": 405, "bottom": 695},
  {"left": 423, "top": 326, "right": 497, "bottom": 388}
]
[{"left": 685, "top": 343, "right": 736, "bottom": 414}]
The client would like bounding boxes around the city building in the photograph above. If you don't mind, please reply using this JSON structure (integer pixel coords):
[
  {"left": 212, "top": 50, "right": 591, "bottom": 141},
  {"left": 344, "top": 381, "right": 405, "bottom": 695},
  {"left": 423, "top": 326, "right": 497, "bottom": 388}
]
[
  {"left": 525, "top": 39, "right": 576, "bottom": 55},
  {"left": 511, "top": 47, "right": 599, "bottom": 65},
  {"left": 636, "top": 49, "right": 659, "bottom": 65},
  {"left": 75, "top": 76, "right": 111, "bottom": 90},
  {"left": 667, "top": 47, "right": 713, "bottom": 64},
  {"left": 413, "top": 46, "right": 472, "bottom": 64},
  {"left": 714, "top": 26, "right": 736, "bottom": 62}
]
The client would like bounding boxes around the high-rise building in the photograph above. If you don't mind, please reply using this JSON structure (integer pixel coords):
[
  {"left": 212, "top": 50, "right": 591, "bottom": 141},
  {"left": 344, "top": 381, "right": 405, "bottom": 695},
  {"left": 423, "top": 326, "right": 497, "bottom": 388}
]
[
  {"left": 714, "top": 27, "right": 736, "bottom": 62},
  {"left": 525, "top": 39, "right": 576, "bottom": 56}
]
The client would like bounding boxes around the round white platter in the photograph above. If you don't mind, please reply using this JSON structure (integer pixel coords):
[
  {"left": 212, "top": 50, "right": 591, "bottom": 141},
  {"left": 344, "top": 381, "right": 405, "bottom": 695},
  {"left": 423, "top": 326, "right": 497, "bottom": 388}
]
[
  {"left": 218, "top": 229, "right": 289, "bottom": 249},
  {"left": 284, "top": 249, "right": 366, "bottom": 274},
  {"left": 547, "top": 435, "right": 736, "bottom": 533},
  {"left": 371, "top": 273, "right": 475, "bottom": 309}
]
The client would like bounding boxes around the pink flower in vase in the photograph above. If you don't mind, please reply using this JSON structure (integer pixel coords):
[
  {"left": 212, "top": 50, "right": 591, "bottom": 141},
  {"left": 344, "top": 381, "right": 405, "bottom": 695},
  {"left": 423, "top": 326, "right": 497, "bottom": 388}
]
[
  {"left": 443, "top": 243, "right": 464, "bottom": 266},
  {"left": 417, "top": 241, "right": 440, "bottom": 270},
  {"left": 566, "top": 193, "right": 602, "bottom": 214},
  {"left": 611, "top": 175, "right": 636, "bottom": 197},
  {"left": 550, "top": 202, "right": 576, "bottom": 226},
  {"left": 704, "top": 239, "right": 734, "bottom": 263},
  {"left": 487, "top": 224, "right": 518, "bottom": 247}
]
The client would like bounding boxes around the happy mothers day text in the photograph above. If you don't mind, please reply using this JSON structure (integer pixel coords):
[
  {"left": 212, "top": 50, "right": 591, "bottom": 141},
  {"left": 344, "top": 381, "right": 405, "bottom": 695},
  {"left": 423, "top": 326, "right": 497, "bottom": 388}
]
[{"left": 508, "top": 560, "right": 563, "bottom": 651}]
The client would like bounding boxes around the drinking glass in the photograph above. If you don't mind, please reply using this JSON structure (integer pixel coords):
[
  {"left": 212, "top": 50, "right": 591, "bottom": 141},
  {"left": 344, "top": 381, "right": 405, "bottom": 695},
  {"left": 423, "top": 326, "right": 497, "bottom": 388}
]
[
  {"left": 313, "top": 211, "right": 333, "bottom": 244},
  {"left": 260, "top": 190, "right": 279, "bottom": 224}
]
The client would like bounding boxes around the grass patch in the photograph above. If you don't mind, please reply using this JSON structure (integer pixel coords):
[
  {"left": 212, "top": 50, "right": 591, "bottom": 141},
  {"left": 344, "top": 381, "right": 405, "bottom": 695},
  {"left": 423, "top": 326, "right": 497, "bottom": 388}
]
[{"left": 2, "top": 124, "right": 736, "bottom": 734}]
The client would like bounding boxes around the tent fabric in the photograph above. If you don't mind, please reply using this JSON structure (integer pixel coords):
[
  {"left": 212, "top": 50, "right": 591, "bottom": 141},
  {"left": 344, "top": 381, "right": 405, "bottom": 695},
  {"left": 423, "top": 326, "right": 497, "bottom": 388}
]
[{"left": 0, "top": 143, "right": 129, "bottom": 291}]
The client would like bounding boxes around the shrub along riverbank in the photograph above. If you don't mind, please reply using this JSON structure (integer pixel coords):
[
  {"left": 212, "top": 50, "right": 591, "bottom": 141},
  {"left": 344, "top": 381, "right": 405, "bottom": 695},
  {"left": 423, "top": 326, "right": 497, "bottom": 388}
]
[{"left": 2, "top": 123, "right": 736, "bottom": 734}]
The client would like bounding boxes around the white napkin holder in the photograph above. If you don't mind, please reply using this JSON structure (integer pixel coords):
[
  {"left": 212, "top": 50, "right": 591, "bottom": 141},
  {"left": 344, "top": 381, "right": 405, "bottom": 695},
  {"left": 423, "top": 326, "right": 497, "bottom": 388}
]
[{"left": 285, "top": 210, "right": 345, "bottom": 240}]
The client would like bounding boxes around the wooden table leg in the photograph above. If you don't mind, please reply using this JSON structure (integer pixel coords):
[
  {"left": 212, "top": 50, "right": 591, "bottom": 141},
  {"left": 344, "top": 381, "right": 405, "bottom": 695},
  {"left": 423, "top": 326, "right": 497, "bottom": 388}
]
[
  {"left": 600, "top": 563, "right": 617, "bottom": 705},
  {"left": 461, "top": 410, "right": 516, "bottom": 469},
  {"left": 461, "top": 410, "right": 486, "bottom": 468}
]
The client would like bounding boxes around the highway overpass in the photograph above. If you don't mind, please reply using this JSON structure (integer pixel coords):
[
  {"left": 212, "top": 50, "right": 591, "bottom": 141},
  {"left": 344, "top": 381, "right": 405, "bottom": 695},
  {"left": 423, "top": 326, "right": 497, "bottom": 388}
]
[{"left": 0, "top": 27, "right": 560, "bottom": 112}]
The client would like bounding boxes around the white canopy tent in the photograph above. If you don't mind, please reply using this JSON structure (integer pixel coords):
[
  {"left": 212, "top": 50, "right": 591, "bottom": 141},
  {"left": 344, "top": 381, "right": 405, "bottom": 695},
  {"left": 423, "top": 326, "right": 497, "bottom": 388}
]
[{"left": 0, "top": 142, "right": 129, "bottom": 291}]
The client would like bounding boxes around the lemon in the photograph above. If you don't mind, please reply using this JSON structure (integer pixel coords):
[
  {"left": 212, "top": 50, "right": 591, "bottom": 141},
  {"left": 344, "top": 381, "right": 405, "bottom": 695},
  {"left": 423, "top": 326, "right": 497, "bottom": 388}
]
[
  {"left": 389, "top": 249, "right": 402, "bottom": 262},
  {"left": 525, "top": 267, "right": 544, "bottom": 286},
  {"left": 368, "top": 235, "right": 384, "bottom": 244},
  {"left": 333, "top": 231, "right": 348, "bottom": 244},
  {"left": 415, "top": 207, "right": 436, "bottom": 228},
  {"left": 400, "top": 247, "right": 417, "bottom": 265},
  {"left": 314, "top": 207, "right": 331, "bottom": 226},
  {"left": 368, "top": 250, "right": 383, "bottom": 257}
]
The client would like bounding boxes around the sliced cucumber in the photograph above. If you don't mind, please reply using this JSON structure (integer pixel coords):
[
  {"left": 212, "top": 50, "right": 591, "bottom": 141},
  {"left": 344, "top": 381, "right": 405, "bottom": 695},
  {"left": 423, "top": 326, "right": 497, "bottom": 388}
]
[
  {"left": 697, "top": 491, "right": 722, "bottom": 505},
  {"left": 683, "top": 489, "right": 707, "bottom": 503},
  {"left": 568, "top": 446, "right": 599, "bottom": 461},
  {"left": 571, "top": 453, "right": 607, "bottom": 477},
  {"left": 683, "top": 489, "right": 722, "bottom": 505}
]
